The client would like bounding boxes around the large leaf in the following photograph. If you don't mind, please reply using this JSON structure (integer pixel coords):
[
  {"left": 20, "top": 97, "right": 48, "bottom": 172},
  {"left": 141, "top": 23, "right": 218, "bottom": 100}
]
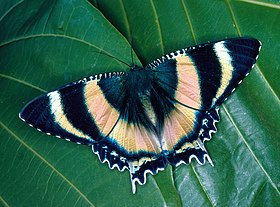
[{"left": 1, "top": 0, "right": 279, "bottom": 206}]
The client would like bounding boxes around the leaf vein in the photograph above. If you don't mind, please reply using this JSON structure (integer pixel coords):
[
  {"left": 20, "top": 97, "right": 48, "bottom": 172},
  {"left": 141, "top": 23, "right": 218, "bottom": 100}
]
[
  {"left": 181, "top": 0, "right": 197, "bottom": 44},
  {"left": 150, "top": 0, "right": 165, "bottom": 54},
  {"left": 119, "top": 0, "right": 131, "bottom": 40},
  {"left": 178, "top": 2, "right": 216, "bottom": 203},
  {"left": 222, "top": 105, "right": 280, "bottom": 196},
  {"left": 251, "top": 180, "right": 269, "bottom": 207},
  {"left": 0, "top": 121, "right": 96, "bottom": 207},
  {"left": 226, "top": 0, "right": 242, "bottom": 35},
  {"left": 238, "top": 0, "right": 280, "bottom": 9},
  {"left": 0, "top": 0, "right": 24, "bottom": 23},
  {"left": 0, "top": 73, "right": 46, "bottom": 93},
  {"left": 191, "top": 164, "right": 215, "bottom": 206},
  {"left": 42, "top": 1, "right": 56, "bottom": 33},
  {"left": 226, "top": 0, "right": 280, "bottom": 102},
  {"left": 0, "top": 34, "right": 127, "bottom": 71},
  {"left": 0, "top": 195, "right": 10, "bottom": 207}
]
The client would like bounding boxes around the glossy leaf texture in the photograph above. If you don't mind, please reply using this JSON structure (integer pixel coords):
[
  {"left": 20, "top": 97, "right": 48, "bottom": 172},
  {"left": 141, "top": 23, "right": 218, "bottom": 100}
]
[{"left": 0, "top": 0, "right": 279, "bottom": 206}]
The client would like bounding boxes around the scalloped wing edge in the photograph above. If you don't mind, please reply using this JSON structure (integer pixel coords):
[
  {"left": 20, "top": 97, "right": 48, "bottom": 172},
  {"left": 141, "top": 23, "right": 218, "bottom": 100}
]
[{"left": 90, "top": 108, "right": 220, "bottom": 193}]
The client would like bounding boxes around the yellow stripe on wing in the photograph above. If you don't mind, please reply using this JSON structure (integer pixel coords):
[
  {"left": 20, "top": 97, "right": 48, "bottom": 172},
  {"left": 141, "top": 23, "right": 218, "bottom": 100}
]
[
  {"left": 48, "top": 91, "right": 92, "bottom": 139},
  {"left": 213, "top": 41, "right": 234, "bottom": 105}
]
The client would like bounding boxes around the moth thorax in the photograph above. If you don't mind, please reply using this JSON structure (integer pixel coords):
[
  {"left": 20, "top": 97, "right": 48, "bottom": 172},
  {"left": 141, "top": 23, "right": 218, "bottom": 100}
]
[{"left": 139, "top": 91, "right": 156, "bottom": 126}]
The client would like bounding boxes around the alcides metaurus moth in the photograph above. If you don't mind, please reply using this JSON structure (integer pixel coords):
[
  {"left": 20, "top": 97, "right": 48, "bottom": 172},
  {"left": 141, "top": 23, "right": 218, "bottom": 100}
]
[{"left": 19, "top": 37, "right": 261, "bottom": 193}]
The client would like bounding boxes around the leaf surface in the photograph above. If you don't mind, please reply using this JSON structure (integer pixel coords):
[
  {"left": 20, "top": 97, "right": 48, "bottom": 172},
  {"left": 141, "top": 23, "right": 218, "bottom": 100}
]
[{"left": 1, "top": 0, "right": 279, "bottom": 206}]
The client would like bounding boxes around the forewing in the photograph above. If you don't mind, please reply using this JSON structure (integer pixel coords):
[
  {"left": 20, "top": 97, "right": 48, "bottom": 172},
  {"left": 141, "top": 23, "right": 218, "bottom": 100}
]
[
  {"left": 19, "top": 72, "right": 126, "bottom": 145},
  {"left": 151, "top": 37, "right": 261, "bottom": 110}
]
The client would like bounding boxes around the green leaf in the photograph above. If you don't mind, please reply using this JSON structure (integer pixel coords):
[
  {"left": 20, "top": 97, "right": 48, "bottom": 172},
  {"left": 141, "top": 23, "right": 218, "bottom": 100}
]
[{"left": 1, "top": 0, "right": 279, "bottom": 206}]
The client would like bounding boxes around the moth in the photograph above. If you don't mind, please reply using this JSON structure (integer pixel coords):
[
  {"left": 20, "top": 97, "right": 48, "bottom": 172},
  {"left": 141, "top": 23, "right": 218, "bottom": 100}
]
[{"left": 19, "top": 37, "right": 261, "bottom": 193}]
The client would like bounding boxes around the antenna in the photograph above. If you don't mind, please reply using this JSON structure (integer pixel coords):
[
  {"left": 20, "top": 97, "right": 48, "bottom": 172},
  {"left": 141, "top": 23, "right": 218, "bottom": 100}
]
[
  {"left": 91, "top": 50, "right": 130, "bottom": 67},
  {"left": 130, "top": 35, "right": 135, "bottom": 66}
]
